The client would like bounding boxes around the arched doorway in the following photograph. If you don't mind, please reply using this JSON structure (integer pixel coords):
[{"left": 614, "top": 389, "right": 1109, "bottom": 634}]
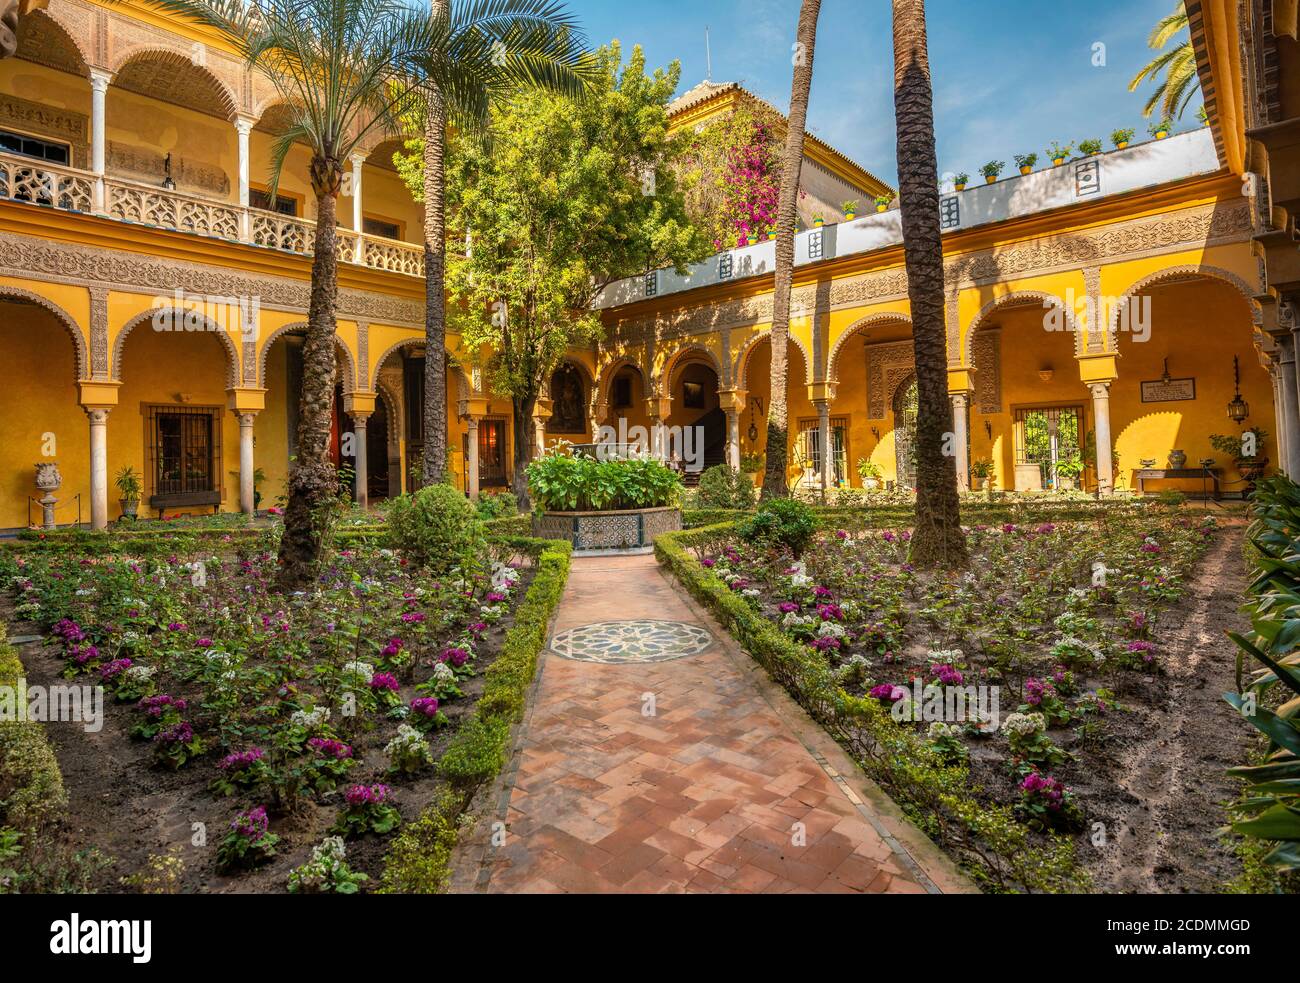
[
  {"left": 893, "top": 373, "right": 918, "bottom": 490},
  {"left": 666, "top": 360, "right": 724, "bottom": 479}
]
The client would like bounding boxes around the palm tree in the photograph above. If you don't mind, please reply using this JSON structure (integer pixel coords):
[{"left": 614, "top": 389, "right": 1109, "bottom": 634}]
[
  {"left": 1129, "top": 2, "right": 1200, "bottom": 119},
  {"left": 892, "top": 0, "right": 968, "bottom": 569},
  {"left": 418, "top": 0, "right": 590, "bottom": 488},
  {"left": 761, "top": 0, "right": 820, "bottom": 501},
  {"left": 140, "top": 0, "right": 580, "bottom": 588}
]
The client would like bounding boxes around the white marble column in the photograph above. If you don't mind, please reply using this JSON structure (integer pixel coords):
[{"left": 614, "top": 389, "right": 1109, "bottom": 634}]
[
  {"left": 89, "top": 69, "right": 112, "bottom": 212},
  {"left": 234, "top": 115, "right": 253, "bottom": 239},
  {"left": 1279, "top": 336, "right": 1300, "bottom": 478},
  {"left": 1271, "top": 362, "right": 1291, "bottom": 477},
  {"left": 725, "top": 408, "right": 740, "bottom": 470},
  {"left": 236, "top": 411, "right": 257, "bottom": 515},
  {"left": 350, "top": 152, "right": 365, "bottom": 263},
  {"left": 350, "top": 412, "right": 369, "bottom": 508},
  {"left": 950, "top": 393, "right": 970, "bottom": 491},
  {"left": 1090, "top": 383, "right": 1114, "bottom": 494},
  {"left": 86, "top": 407, "right": 110, "bottom": 529},
  {"left": 466, "top": 416, "right": 480, "bottom": 499},
  {"left": 815, "top": 400, "right": 832, "bottom": 491}
]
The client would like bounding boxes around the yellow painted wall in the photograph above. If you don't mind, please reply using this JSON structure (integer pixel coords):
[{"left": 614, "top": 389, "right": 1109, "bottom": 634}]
[{"left": 0, "top": 303, "right": 89, "bottom": 529}]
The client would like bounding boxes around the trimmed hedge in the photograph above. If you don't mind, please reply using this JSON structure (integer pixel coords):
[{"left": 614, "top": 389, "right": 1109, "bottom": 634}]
[
  {"left": 0, "top": 621, "right": 67, "bottom": 834},
  {"left": 380, "top": 535, "right": 572, "bottom": 892},
  {"left": 655, "top": 523, "right": 1085, "bottom": 893}
]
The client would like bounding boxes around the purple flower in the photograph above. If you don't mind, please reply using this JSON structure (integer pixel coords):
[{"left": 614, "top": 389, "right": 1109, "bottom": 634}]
[
  {"left": 231, "top": 805, "right": 270, "bottom": 838},
  {"left": 99, "top": 658, "right": 133, "bottom": 681},
  {"left": 701, "top": 557, "right": 716, "bottom": 568},
  {"left": 778, "top": 601, "right": 800, "bottom": 614},
  {"left": 381, "top": 637, "right": 404, "bottom": 658},
  {"left": 307, "top": 737, "right": 353, "bottom": 760},
  {"left": 154, "top": 721, "right": 194, "bottom": 745},
  {"left": 441, "top": 647, "right": 470, "bottom": 668},
  {"left": 196, "top": 637, "right": 214, "bottom": 648},
  {"left": 344, "top": 783, "right": 391, "bottom": 807},
  {"left": 370, "top": 672, "right": 400, "bottom": 691},
  {"left": 218, "top": 747, "right": 265, "bottom": 771},
  {"left": 486, "top": 591, "right": 508, "bottom": 603},
  {"left": 817, "top": 603, "right": 844, "bottom": 622},
  {"left": 401, "top": 612, "right": 425, "bottom": 623},
  {"left": 410, "top": 697, "right": 440, "bottom": 718},
  {"left": 813, "top": 586, "right": 834, "bottom": 600}
]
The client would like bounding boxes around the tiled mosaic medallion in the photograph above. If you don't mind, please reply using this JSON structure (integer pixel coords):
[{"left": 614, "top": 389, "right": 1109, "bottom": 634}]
[{"left": 550, "top": 620, "right": 713, "bottom": 664}]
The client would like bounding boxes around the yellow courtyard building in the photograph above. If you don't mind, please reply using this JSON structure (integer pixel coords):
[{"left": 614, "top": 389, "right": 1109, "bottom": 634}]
[{"left": 0, "top": 0, "right": 1290, "bottom": 531}]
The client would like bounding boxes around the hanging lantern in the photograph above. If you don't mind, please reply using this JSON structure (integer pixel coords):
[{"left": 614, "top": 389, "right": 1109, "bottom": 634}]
[{"left": 1227, "top": 355, "right": 1249, "bottom": 424}]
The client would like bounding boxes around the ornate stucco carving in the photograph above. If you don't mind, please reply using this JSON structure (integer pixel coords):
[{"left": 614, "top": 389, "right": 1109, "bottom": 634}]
[
  {"left": 0, "top": 231, "right": 425, "bottom": 327},
  {"left": 866, "top": 340, "right": 915, "bottom": 419},
  {"left": 88, "top": 283, "right": 108, "bottom": 378},
  {"left": 0, "top": 92, "right": 88, "bottom": 167},
  {"left": 971, "top": 328, "right": 1001, "bottom": 414}
]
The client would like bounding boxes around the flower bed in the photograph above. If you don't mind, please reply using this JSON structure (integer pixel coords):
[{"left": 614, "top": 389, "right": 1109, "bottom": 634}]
[
  {"left": 0, "top": 530, "right": 570, "bottom": 893},
  {"left": 657, "top": 507, "right": 1220, "bottom": 892}
]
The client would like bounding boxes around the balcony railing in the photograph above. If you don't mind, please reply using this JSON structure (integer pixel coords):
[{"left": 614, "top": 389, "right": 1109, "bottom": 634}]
[{"left": 0, "top": 151, "right": 424, "bottom": 278}]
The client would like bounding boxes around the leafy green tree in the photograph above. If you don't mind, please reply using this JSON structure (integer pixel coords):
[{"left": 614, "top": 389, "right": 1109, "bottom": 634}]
[
  {"left": 1129, "top": 2, "right": 1201, "bottom": 120},
  {"left": 397, "top": 43, "right": 706, "bottom": 506},
  {"left": 416, "top": 0, "right": 591, "bottom": 487}
]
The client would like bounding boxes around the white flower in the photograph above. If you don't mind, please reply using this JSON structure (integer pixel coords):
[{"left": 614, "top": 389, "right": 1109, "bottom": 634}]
[
  {"left": 928, "top": 648, "right": 964, "bottom": 663},
  {"left": 344, "top": 661, "right": 374, "bottom": 684},
  {"left": 742, "top": 588, "right": 761, "bottom": 597},
  {"left": 431, "top": 662, "right": 455, "bottom": 682},
  {"left": 291, "top": 706, "right": 331, "bottom": 730},
  {"left": 817, "top": 621, "right": 847, "bottom": 639},
  {"left": 781, "top": 611, "right": 811, "bottom": 628},
  {"left": 790, "top": 573, "right": 812, "bottom": 588},
  {"left": 124, "top": 664, "right": 155, "bottom": 682},
  {"left": 1003, "top": 712, "right": 1045, "bottom": 737},
  {"left": 928, "top": 721, "right": 956, "bottom": 739}
]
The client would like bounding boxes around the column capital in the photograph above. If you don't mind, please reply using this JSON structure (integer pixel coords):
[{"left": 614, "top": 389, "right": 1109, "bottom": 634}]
[
  {"left": 1089, "top": 381, "right": 1112, "bottom": 399},
  {"left": 88, "top": 68, "right": 114, "bottom": 91},
  {"left": 83, "top": 406, "right": 111, "bottom": 423},
  {"left": 949, "top": 391, "right": 970, "bottom": 409},
  {"left": 234, "top": 114, "right": 256, "bottom": 136},
  {"left": 349, "top": 151, "right": 367, "bottom": 168}
]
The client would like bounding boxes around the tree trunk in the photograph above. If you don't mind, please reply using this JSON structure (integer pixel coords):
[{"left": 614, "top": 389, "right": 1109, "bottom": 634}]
[
  {"left": 892, "top": 0, "right": 968, "bottom": 569},
  {"left": 421, "top": 0, "right": 449, "bottom": 485},
  {"left": 761, "top": 0, "right": 820, "bottom": 500},
  {"left": 511, "top": 394, "right": 537, "bottom": 510},
  {"left": 276, "top": 171, "right": 341, "bottom": 589}
]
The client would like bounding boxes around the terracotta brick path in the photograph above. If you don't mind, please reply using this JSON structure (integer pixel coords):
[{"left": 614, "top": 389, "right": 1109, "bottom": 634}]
[{"left": 457, "top": 553, "right": 937, "bottom": 894}]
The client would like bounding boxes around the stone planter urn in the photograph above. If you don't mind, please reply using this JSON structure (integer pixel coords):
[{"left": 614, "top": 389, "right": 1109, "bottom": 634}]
[{"left": 34, "top": 461, "right": 62, "bottom": 530}]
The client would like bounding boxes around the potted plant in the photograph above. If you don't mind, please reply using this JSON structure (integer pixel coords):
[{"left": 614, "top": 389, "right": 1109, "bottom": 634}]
[
  {"left": 1149, "top": 118, "right": 1172, "bottom": 140},
  {"left": 740, "top": 451, "right": 765, "bottom": 487},
  {"left": 1014, "top": 153, "right": 1038, "bottom": 175},
  {"left": 746, "top": 231, "right": 759, "bottom": 245},
  {"left": 1056, "top": 455, "right": 1085, "bottom": 490},
  {"left": 1111, "top": 127, "right": 1135, "bottom": 150},
  {"left": 812, "top": 214, "right": 825, "bottom": 228},
  {"left": 981, "top": 160, "right": 1005, "bottom": 183},
  {"left": 842, "top": 199, "right": 860, "bottom": 220},
  {"left": 856, "top": 457, "right": 883, "bottom": 490},
  {"left": 953, "top": 172, "right": 969, "bottom": 191},
  {"left": 116, "top": 465, "right": 142, "bottom": 520},
  {"left": 971, "top": 458, "right": 993, "bottom": 491},
  {"left": 873, "top": 193, "right": 893, "bottom": 213},
  {"left": 1077, "top": 138, "right": 1103, "bottom": 157},
  {"left": 1210, "top": 428, "right": 1270, "bottom": 484},
  {"left": 1046, "top": 142, "right": 1073, "bottom": 166},
  {"left": 767, "top": 230, "right": 776, "bottom": 240}
]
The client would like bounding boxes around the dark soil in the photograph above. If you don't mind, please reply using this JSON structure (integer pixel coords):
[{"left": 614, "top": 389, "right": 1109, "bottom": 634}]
[{"left": 4, "top": 566, "right": 534, "bottom": 894}]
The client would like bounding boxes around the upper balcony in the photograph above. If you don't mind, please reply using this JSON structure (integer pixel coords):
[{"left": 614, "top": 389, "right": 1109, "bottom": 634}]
[
  {"left": 595, "top": 128, "right": 1224, "bottom": 310},
  {"left": 0, "top": 149, "right": 424, "bottom": 276},
  {"left": 0, "top": 0, "right": 424, "bottom": 278}
]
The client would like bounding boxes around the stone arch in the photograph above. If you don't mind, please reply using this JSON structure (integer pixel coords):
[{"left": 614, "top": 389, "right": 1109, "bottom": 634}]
[
  {"left": 369, "top": 336, "right": 469, "bottom": 401},
  {"left": 258, "top": 322, "right": 359, "bottom": 391},
  {"left": 0, "top": 285, "right": 88, "bottom": 380},
  {"left": 597, "top": 355, "right": 648, "bottom": 407},
  {"left": 734, "top": 330, "right": 814, "bottom": 391},
  {"left": 963, "top": 290, "right": 1081, "bottom": 364},
  {"left": 113, "top": 307, "right": 241, "bottom": 388},
  {"left": 14, "top": 8, "right": 90, "bottom": 77},
  {"left": 659, "top": 343, "right": 724, "bottom": 396},
  {"left": 827, "top": 312, "right": 913, "bottom": 384},
  {"left": 110, "top": 47, "right": 240, "bottom": 121},
  {"left": 1107, "top": 264, "right": 1262, "bottom": 341},
  {"left": 375, "top": 380, "right": 402, "bottom": 445}
]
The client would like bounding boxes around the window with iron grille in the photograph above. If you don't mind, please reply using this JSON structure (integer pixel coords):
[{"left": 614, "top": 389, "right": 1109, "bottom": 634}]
[
  {"left": 940, "top": 195, "right": 960, "bottom": 229},
  {"left": 249, "top": 187, "right": 298, "bottom": 216},
  {"left": 718, "top": 253, "right": 733, "bottom": 280},
  {"left": 1014, "top": 406, "right": 1084, "bottom": 487},
  {"left": 144, "top": 405, "right": 223, "bottom": 504},
  {"left": 795, "top": 416, "right": 849, "bottom": 486},
  {"left": 807, "top": 229, "right": 824, "bottom": 260},
  {"left": 645, "top": 271, "right": 658, "bottom": 297}
]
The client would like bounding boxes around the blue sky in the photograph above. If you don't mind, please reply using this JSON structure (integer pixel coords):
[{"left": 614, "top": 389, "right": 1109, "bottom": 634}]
[{"left": 567, "top": 0, "right": 1196, "bottom": 186}]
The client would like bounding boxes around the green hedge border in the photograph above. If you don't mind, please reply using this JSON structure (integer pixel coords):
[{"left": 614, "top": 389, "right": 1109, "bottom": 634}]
[
  {"left": 379, "top": 535, "right": 572, "bottom": 893},
  {"left": 655, "top": 522, "right": 1086, "bottom": 893},
  {"left": 0, "top": 620, "right": 68, "bottom": 841}
]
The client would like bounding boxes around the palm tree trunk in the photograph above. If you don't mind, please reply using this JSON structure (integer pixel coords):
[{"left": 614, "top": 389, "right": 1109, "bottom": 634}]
[
  {"left": 421, "top": 0, "right": 449, "bottom": 485},
  {"left": 277, "top": 170, "right": 341, "bottom": 589},
  {"left": 761, "top": 0, "right": 820, "bottom": 500},
  {"left": 892, "top": 0, "right": 968, "bottom": 569}
]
